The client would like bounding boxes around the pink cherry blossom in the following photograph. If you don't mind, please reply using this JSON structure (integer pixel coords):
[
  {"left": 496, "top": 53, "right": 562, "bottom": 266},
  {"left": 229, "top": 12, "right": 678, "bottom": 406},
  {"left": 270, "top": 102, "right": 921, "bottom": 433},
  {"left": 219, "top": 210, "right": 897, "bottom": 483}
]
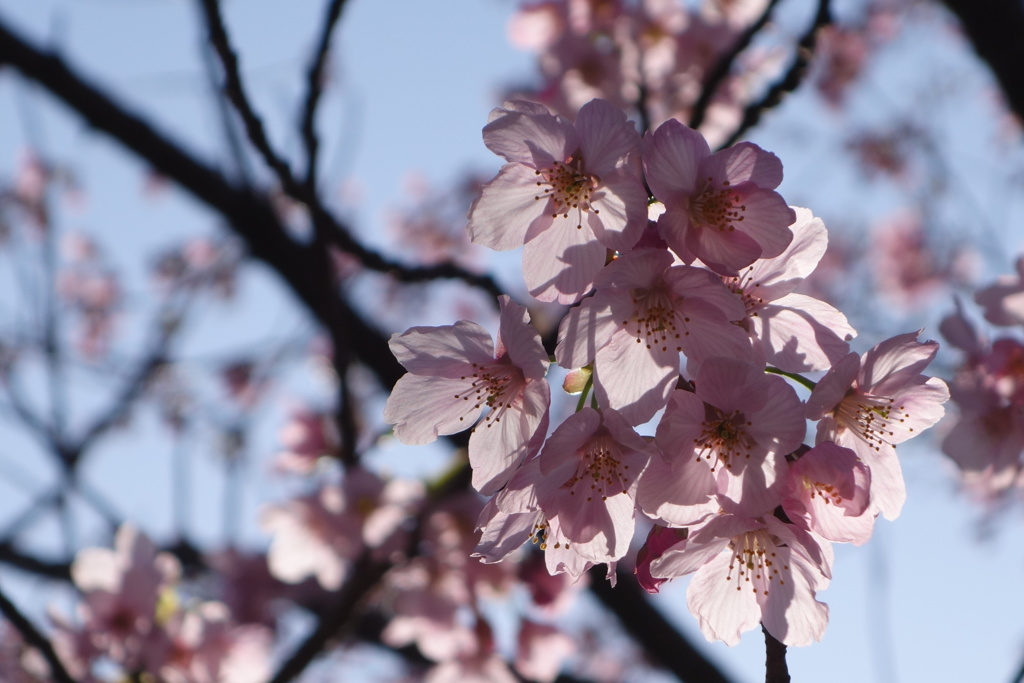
[
  {"left": 473, "top": 458, "right": 607, "bottom": 582},
  {"left": 781, "top": 442, "right": 874, "bottom": 545},
  {"left": 71, "top": 524, "right": 181, "bottom": 668},
  {"left": 151, "top": 602, "right": 271, "bottom": 683},
  {"left": 807, "top": 332, "right": 950, "bottom": 519},
  {"left": 515, "top": 620, "right": 575, "bottom": 683},
  {"left": 649, "top": 513, "right": 832, "bottom": 647},
  {"left": 385, "top": 295, "right": 551, "bottom": 494},
  {"left": 535, "top": 408, "right": 653, "bottom": 565},
  {"left": 273, "top": 407, "right": 338, "bottom": 474},
  {"left": 655, "top": 358, "right": 805, "bottom": 516},
  {"left": 643, "top": 118, "right": 795, "bottom": 275},
  {"left": 468, "top": 99, "right": 648, "bottom": 303},
  {"left": 261, "top": 468, "right": 421, "bottom": 589},
  {"left": 723, "top": 206, "right": 856, "bottom": 372},
  {"left": 975, "top": 256, "right": 1024, "bottom": 327},
  {"left": 556, "top": 248, "right": 752, "bottom": 424}
]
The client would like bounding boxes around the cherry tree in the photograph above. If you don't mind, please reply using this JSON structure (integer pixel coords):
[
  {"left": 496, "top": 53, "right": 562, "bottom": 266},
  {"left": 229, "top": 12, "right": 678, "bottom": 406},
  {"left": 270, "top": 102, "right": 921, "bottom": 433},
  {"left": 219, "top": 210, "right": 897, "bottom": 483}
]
[{"left": 0, "top": 0, "right": 1021, "bottom": 682}]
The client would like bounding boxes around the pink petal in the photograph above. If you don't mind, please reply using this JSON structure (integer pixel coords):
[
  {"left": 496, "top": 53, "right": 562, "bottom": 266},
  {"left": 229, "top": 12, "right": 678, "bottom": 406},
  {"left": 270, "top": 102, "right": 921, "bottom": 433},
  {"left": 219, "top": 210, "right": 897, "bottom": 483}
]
[
  {"left": 385, "top": 374, "right": 483, "bottom": 445},
  {"left": 483, "top": 102, "right": 575, "bottom": 166},
  {"left": 469, "top": 378, "right": 550, "bottom": 494},
  {"left": 522, "top": 220, "right": 607, "bottom": 304},
  {"left": 468, "top": 164, "right": 548, "bottom": 251},
  {"left": 586, "top": 171, "right": 648, "bottom": 252},
  {"left": 555, "top": 295, "right": 619, "bottom": 369},
  {"left": 754, "top": 295, "right": 855, "bottom": 373},
  {"left": 389, "top": 322, "right": 494, "bottom": 378},
  {"left": 703, "top": 142, "right": 784, "bottom": 189},
  {"left": 496, "top": 296, "right": 550, "bottom": 380},
  {"left": 593, "top": 331, "right": 678, "bottom": 425},
  {"left": 575, "top": 98, "right": 641, "bottom": 174}
]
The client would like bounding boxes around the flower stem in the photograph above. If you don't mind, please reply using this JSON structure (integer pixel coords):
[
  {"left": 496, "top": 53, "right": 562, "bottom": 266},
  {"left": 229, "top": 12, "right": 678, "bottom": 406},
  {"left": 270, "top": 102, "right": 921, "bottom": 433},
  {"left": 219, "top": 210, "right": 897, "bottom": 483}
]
[
  {"left": 765, "top": 366, "right": 817, "bottom": 392},
  {"left": 576, "top": 374, "right": 594, "bottom": 412}
]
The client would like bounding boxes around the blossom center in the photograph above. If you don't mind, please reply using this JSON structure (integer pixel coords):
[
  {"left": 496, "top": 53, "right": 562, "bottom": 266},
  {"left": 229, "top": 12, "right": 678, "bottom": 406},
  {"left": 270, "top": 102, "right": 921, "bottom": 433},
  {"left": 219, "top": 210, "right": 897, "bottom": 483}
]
[
  {"left": 725, "top": 530, "right": 787, "bottom": 596},
  {"left": 625, "top": 284, "right": 686, "bottom": 353},
  {"left": 802, "top": 477, "right": 843, "bottom": 505},
  {"left": 563, "top": 433, "right": 632, "bottom": 503},
  {"left": 691, "top": 177, "right": 745, "bottom": 232},
  {"left": 723, "top": 267, "right": 764, "bottom": 316},
  {"left": 835, "top": 391, "right": 909, "bottom": 451},
  {"left": 455, "top": 361, "right": 523, "bottom": 426},
  {"left": 694, "top": 408, "right": 754, "bottom": 471},
  {"left": 534, "top": 155, "right": 599, "bottom": 229}
]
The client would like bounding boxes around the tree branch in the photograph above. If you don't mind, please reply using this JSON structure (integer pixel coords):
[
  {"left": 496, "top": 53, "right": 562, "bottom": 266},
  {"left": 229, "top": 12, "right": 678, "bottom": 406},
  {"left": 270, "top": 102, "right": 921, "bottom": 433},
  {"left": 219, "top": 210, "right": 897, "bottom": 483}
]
[
  {"left": 720, "top": 0, "right": 831, "bottom": 149},
  {"left": 762, "top": 625, "right": 790, "bottom": 683},
  {"left": 0, "top": 582, "right": 78, "bottom": 683},
  {"left": 689, "top": 0, "right": 782, "bottom": 131},
  {"left": 300, "top": 0, "right": 349, "bottom": 191},
  {"left": 938, "top": 0, "right": 1024, "bottom": 124},
  {"left": 589, "top": 567, "right": 734, "bottom": 683}
]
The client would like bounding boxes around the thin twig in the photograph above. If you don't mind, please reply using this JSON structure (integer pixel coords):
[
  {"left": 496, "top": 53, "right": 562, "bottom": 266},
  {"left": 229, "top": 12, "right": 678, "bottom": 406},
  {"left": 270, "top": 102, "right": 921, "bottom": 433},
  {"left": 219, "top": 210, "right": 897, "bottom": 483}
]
[
  {"left": 301, "top": 0, "right": 349, "bottom": 192},
  {"left": 689, "top": 0, "right": 782, "bottom": 131},
  {"left": 197, "top": 0, "right": 302, "bottom": 193},
  {"left": 195, "top": 0, "right": 504, "bottom": 299},
  {"left": 720, "top": 0, "right": 832, "bottom": 149}
]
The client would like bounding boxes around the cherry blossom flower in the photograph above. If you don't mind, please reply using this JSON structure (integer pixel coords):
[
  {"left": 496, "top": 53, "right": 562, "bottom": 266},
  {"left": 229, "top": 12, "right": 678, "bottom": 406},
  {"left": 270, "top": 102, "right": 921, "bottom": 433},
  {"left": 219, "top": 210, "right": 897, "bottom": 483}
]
[
  {"left": 649, "top": 513, "right": 832, "bottom": 646},
  {"left": 975, "top": 256, "right": 1024, "bottom": 327},
  {"left": 643, "top": 118, "right": 795, "bottom": 275},
  {"left": 806, "top": 332, "right": 949, "bottom": 519},
  {"left": 152, "top": 602, "right": 271, "bottom": 683},
  {"left": 71, "top": 524, "right": 180, "bottom": 668},
  {"left": 515, "top": 620, "right": 575, "bottom": 683},
  {"left": 473, "top": 458, "right": 604, "bottom": 582},
  {"left": 272, "top": 407, "right": 338, "bottom": 474},
  {"left": 940, "top": 310, "right": 1024, "bottom": 495},
  {"left": 781, "top": 442, "right": 874, "bottom": 545},
  {"left": 722, "top": 207, "right": 856, "bottom": 372},
  {"left": 262, "top": 468, "right": 421, "bottom": 589},
  {"left": 655, "top": 358, "right": 805, "bottom": 516},
  {"left": 535, "top": 408, "right": 654, "bottom": 565},
  {"left": 385, "top": 295, "right": 551, "bottom": 494},
  {"left": 556, "top": 248, "right": 752, "bottom": 424},
  {"left": 468, "top": 99, "right": 648, "bottom": 303}
]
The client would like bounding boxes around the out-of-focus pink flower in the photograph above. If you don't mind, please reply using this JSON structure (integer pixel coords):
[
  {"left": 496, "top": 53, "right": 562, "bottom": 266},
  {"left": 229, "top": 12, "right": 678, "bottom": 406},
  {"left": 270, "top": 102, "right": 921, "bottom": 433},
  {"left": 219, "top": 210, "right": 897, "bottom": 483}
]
[
  {"left": 262, "top": 468, "right": 422, "bottom": 589},
  {"left": 70, "top": 524, "right": 181, "bottom": 670},
  {"left": 515, "top": 620, "right": 576, "bottom": 683},
  {"left": 807, "top": 332, "right": 949, "bottom": 519},
  {"left": 273, "top": 408, "right": 338, "bottom": 473},
  {"left": 871, "top": 209, "right": 956, "bottom": 308},
  {"left": 468, "top": 99, "right": 647, "bottom": 303},
  {"left": 975, "top": 256, "right": 1024, "bottom": 327},
  {"left": 643, "top": 118, "right": 795, "bottom": 275},
  {"left": 385, "top": 295, "right": 551, "bottom": 494},
  {"left": 152, "top": 602, "right": 271, "bottom": 683},
  {"left": 649, "top": 513, "right": 832, "bottom": 646}
]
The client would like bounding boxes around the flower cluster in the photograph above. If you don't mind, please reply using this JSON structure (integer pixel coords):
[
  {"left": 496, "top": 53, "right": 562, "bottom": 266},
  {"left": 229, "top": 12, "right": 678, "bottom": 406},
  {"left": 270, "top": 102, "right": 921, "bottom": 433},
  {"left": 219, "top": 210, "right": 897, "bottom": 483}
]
[
  {"left": 49, "top": 525, "right": 272, "bottom": 683},
  {"left": 385, "top": 96, "right": 949, "bottom": 649},
  {"left": 940, "top": 258, "right": 1024, "bottom": 497}
]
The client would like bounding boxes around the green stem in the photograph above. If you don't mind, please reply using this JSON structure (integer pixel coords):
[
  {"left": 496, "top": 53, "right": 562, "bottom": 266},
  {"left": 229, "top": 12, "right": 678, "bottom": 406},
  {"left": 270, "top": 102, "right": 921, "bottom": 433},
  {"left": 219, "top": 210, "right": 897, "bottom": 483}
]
[
  {"left": 575, "top": 374, "right": 594, "bottom": 413},
  {"left": 765, "top": 366, "right": 817, "bottom": 392}
]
